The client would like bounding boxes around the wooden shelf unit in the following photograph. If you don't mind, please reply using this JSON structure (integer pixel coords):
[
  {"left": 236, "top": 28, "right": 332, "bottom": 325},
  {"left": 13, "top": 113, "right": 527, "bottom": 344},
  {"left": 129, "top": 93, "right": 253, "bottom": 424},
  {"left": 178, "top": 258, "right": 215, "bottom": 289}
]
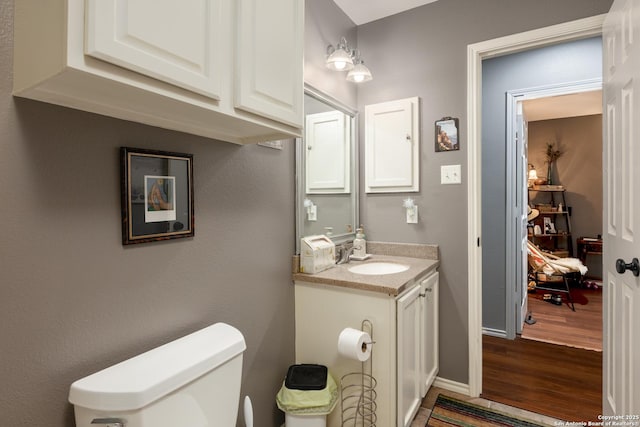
[{"left": 528, "top": 188, "right": 573, "bottom": 256}]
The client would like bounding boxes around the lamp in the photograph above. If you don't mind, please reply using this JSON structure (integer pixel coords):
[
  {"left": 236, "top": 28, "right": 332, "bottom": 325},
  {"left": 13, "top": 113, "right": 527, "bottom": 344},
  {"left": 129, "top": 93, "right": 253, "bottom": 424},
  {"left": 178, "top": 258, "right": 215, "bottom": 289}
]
[
  {"left": 346, "top": 51, "right": 372, "bottom": 83},
  {"left": 326, "top": 37, "right": 373, "bottom": 82},
  {"left": 326, "top": 37, "right": 354, "bottom": 71},
  {"left": 528, "top": 163, "right": 538, "bottom": 187}
]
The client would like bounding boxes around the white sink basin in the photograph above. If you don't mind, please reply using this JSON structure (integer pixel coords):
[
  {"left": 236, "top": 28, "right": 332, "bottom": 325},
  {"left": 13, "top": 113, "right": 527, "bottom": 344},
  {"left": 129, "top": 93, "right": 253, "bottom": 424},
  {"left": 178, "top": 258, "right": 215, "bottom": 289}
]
[{"left": 348, "top": 262, "right": 410, "bottom": 275}]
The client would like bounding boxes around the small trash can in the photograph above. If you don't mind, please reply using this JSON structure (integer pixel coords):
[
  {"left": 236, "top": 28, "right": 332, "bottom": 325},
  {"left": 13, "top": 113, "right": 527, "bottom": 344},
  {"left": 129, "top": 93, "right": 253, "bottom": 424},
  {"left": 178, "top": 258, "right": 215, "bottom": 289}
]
[{"left": 276, "top": 364, "right": 338, "bottom": 427}]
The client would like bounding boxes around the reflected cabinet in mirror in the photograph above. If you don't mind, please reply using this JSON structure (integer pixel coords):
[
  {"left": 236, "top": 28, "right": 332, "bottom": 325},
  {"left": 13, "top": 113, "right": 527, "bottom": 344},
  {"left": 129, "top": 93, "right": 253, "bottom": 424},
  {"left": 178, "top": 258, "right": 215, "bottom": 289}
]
[{"left": 296, "top": 84, "right": 358, "bottom": 251}]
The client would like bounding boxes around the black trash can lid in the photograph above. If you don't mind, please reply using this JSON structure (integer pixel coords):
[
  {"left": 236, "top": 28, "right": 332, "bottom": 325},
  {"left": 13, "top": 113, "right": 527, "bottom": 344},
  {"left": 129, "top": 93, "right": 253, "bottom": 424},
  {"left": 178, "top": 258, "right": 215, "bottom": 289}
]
[{"left": 284, "top": 364, "right": 328, "bottom": 391}]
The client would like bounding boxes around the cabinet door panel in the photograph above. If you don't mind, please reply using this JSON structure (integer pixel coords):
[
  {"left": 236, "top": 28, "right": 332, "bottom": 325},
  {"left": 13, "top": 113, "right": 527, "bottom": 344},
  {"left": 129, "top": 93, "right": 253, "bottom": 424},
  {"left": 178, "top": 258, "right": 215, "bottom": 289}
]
[
  {"left": 236, "top": 0, "right": 303, "bottom": 127},
  {"left": 85, "top": 0, "right": 223, "bottom": 99},
  {"left": 305, "top": 111, "right": 350, "bottom": 193},
  {"left": 397, "top": 284, "right": 422, "bottom": 427},
  {"left": 365, "top": 97, "right": 419, "bottom": 193},
  {"left": 421, "top": 272, "right": 439, "bottom": 397}
]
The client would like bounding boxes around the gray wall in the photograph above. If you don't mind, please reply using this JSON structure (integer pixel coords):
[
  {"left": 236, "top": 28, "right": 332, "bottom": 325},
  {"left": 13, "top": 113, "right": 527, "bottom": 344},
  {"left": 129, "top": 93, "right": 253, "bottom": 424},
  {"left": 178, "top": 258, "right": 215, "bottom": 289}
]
[
  {"left": 482, "top": 37, "right": 603, "bottom": 332},
  {"left": 305, "top": 0, "right": 357, "bottom": 109},
  {"left": 355, "top": 0, "right": 612, "bottom": 384},
  {"left": 1, "top": 1, "right": 296, "bottom": 426},
  {"left": 528, "top": 115, "right": 603, "bottom": 276}
]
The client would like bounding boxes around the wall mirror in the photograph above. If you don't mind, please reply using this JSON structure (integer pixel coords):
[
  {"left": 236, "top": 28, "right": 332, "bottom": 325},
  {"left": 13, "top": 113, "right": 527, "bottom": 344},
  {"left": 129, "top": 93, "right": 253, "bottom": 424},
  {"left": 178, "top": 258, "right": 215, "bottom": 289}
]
[{"left": 296, "top": 84, "right": 358, "bottom": 252}]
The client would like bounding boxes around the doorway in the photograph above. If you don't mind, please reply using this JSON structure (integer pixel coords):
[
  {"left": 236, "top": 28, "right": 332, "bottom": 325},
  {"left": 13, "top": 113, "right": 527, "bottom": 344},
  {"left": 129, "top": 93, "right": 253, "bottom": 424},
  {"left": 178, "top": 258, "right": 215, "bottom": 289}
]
[
  {"left": 517, "top": 90, "right": 604, "bottom": 351},
  {"left": 505, "top": 85, "right": 603, "bottom": 343},
  {"left": 466, "top": 14, "right": 606, "bottom": 398}
]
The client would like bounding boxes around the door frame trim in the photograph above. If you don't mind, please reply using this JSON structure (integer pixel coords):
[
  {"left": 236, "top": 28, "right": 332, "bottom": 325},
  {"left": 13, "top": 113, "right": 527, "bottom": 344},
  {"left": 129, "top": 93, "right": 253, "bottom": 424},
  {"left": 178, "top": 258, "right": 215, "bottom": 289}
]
[{"left": 466, "top": 14, "right": 606, "bottom": 397}]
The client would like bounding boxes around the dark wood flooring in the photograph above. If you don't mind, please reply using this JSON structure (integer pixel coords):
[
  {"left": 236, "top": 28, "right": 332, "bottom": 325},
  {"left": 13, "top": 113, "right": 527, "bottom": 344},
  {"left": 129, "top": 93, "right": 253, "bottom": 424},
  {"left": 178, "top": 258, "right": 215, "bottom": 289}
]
[{"left": 482, "top": 334, "right": 602, "bottom": 422}]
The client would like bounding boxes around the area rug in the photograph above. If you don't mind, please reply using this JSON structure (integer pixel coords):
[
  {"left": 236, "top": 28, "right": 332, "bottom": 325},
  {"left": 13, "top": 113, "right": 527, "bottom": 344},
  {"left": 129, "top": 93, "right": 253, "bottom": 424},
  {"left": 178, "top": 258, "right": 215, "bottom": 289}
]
[{"left": 426, "top": 395, "right": 547, "bottom": 427}]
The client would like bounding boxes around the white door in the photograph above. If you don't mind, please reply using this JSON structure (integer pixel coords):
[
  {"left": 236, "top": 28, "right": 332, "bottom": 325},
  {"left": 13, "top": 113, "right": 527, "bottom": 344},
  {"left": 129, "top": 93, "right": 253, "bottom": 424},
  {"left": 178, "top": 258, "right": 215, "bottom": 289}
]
[
  {"left": 305, "top": 111, "right": 350, "bottom": 193},
  {"left": 603, "top": 0, "right": 640, "bottom": 415},
  {"left": 85, "top": 0, "right": 223, "bottom": 99},
  {"left": 397, "top": 284, "right": 422, "bottom": 427},
  {"left": 365, "top": 97, "right": 420, "bottom": 193},
  {"left": 516, "top": 105, "right": 529, "bottom": 334}
]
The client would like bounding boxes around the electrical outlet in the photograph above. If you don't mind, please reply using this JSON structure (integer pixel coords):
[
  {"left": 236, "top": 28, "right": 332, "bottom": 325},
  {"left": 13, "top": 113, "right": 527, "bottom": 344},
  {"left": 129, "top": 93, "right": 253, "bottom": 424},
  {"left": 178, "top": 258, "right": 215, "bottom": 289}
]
[
  {"left": 406, "top": 206, "right": 419, "bottom": 224},
  {"left": 307, "top": 205, "right": 317, "bottom": 221},
  {"left": 441, "top": 164, "right": 462, "bottom": 184}
]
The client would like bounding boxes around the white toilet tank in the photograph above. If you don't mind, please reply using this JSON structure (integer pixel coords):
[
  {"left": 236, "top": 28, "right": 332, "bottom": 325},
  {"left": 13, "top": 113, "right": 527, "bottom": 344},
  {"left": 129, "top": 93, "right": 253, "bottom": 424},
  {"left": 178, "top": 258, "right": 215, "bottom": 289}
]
[{"left": 69, "top": 323, "right": 246, "bottom": 427}]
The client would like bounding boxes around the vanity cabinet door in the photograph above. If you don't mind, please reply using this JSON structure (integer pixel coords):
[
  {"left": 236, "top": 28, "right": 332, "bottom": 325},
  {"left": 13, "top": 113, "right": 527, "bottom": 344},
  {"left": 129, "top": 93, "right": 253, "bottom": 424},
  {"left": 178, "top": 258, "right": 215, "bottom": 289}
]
[
  {"left": 236, "top": 0, "right": 304, "bottom": 128},
  {"left": 397, "top": 284, "right": 422, "bottom": 427},
  {"left": 365, "top": 97, "right": 420, "bottom": 193},
  {"left": 420, "top": 271, "right": 439, "bottom": 397},
  {"left": 85, "top": 0, "right": 224, "bottom": 100}
]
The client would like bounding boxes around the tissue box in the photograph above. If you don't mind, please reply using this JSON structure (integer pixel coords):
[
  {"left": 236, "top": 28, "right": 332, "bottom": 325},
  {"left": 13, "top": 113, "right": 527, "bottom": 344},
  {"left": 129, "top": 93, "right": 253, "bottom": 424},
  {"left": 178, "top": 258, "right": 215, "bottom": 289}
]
[{"left": 300, "top": 235, "right": 335, "bottom": 274}]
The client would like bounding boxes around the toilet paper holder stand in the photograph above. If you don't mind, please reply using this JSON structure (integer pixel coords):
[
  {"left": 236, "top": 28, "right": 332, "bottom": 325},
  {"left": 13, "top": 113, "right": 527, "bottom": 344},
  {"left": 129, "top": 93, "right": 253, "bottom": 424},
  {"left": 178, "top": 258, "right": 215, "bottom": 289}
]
[{"left": 340, "top": 319, "right": 378, "bottom": 427}]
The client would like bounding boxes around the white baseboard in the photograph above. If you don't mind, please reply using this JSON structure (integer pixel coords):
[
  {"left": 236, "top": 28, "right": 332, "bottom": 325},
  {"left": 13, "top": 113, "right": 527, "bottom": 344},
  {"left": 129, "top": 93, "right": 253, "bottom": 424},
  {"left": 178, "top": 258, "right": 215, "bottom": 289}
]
[
  {"left": 482, "top": 327, "right": 507, "bottom": 338},
  {"left": 432, "top": 376, "right": 471, "bottom": 396}
]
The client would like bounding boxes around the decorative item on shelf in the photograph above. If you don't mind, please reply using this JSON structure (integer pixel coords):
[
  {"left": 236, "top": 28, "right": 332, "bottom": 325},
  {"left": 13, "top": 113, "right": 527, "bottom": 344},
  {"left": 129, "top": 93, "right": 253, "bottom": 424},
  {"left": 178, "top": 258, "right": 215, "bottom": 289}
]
[
  {"left": 326, "top": 37, "right": 373, "bottom": 83},
  {"left": 544, "top": 141, "right": 563, "bottom": 185}
]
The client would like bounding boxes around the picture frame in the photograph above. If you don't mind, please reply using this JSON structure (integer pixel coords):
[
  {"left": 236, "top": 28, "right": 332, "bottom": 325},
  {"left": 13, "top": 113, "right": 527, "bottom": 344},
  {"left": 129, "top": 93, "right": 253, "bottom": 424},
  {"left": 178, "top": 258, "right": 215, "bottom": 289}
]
[
  {"left": 120, "top": 147, "right": 194, "bottom": 245},
  {"left": 435, "top": 117, "right": 460, "bottom": 152}
]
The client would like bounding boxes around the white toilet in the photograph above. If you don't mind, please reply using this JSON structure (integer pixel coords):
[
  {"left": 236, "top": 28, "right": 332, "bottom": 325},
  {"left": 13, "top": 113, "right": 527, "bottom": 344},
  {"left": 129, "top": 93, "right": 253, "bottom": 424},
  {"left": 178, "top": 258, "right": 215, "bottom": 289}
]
[{"left": 68, "top": 323, "right": 247, "bottom": 427}]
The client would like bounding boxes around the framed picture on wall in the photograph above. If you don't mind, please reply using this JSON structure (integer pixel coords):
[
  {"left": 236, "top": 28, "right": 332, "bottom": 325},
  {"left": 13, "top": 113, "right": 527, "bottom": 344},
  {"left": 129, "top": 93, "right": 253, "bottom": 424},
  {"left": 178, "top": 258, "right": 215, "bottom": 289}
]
[
  {"left": 120, "top": 147, "right": 194, "bottom": 245},
  {"left": 435, "top": 117, "right": 460, "bottom": 152}
]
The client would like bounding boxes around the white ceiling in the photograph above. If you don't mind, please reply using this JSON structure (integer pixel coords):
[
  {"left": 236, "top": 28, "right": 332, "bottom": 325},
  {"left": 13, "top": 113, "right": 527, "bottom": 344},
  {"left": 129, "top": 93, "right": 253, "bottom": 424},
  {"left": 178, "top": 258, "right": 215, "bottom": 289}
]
[
  {"left": 332, "top": 0, "right": 439, "bottom": 25},
  {"left": 522, "top": 91, "right": 603, "bottom": 122}
]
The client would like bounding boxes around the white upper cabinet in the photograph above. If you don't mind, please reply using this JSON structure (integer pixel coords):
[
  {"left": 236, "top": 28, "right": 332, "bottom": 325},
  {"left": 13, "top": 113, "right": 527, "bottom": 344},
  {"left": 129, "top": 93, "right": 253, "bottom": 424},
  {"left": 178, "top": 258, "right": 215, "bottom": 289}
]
[
  {"left": 305, "top": 111, "right": 350, "bottom": 194},
  {"left": 365, "top": 97, "right": 420, "bottom": 193},
  {"left": 13, "top": 0, "right": 303, "bottom": 145},
  {"left": 236, "top": 0, "right": 303, "bottom": 128},
  {"left": 85, "top": 0, "right": 223, "bottom": 100}
]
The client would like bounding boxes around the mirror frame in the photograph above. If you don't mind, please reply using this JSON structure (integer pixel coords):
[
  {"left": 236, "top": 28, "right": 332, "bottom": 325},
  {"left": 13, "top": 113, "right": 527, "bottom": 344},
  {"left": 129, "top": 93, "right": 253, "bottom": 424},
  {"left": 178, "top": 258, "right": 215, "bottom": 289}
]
[{"left": 295, "top": 83, "right": 359, "bottom": 253}]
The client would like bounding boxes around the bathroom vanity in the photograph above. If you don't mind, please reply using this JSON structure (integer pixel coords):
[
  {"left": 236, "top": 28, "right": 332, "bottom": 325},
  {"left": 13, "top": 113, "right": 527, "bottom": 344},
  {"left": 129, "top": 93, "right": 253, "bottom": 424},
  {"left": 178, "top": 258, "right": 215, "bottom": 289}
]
[{"left": 293, "top": 243, "right": 439, "bottom": 427}]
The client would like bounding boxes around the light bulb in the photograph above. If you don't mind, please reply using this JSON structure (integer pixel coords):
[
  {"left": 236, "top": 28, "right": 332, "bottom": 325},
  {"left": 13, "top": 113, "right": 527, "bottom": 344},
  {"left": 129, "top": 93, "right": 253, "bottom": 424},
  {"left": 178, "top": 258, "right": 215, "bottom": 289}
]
[{"left": 333, "top": 61, "right": 347, "bottom": 70}]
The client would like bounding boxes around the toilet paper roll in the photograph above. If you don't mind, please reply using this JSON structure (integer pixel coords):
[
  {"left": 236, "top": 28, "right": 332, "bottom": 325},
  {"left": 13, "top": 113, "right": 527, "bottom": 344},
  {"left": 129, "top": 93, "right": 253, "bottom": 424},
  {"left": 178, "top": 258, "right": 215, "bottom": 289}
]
[{"left": 338, "top": 327, "right": 372, "bottom": 362}]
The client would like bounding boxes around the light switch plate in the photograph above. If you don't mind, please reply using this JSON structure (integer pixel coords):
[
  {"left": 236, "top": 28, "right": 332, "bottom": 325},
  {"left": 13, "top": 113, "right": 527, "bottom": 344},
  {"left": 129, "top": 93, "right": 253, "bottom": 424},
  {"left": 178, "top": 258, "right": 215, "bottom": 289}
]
[{"left": 441, "top": 164, "right": 462, "bottom": 184}]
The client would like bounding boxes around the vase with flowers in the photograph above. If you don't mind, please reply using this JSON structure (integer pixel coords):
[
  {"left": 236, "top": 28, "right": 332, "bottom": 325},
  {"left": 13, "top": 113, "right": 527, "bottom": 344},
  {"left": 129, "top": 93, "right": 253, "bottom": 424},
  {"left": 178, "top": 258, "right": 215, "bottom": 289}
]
[{"left": 545, "top": 142, "right": 563, "bottom": 185}]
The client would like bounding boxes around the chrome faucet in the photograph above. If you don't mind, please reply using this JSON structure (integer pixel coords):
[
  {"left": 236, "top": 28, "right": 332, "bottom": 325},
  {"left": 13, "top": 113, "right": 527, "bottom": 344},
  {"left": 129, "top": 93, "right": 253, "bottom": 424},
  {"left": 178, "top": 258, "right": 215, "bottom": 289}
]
[{"left": 336, "top": 244, "right": 355, "bottom": 264}]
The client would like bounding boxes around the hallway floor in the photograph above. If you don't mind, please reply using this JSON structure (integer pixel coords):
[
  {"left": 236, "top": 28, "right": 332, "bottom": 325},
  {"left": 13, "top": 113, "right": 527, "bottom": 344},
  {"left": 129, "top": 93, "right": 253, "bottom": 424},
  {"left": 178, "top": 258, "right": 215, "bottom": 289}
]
[{"left": 482, "top": 334, "right": 602, "bottom": 421}]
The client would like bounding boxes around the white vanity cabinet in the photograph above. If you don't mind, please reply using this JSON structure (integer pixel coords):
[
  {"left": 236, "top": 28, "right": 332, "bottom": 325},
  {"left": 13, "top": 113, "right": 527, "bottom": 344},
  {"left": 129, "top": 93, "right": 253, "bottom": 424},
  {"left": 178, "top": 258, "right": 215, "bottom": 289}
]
[
  {"left": 397, "top": 271, "right": 439, "bottom": 427},
  {"left": 294, "top": 269, "right": 439, "bottom": 427},
  {"left": 13, "top": 0, "right": 303, "bottom": 145}
]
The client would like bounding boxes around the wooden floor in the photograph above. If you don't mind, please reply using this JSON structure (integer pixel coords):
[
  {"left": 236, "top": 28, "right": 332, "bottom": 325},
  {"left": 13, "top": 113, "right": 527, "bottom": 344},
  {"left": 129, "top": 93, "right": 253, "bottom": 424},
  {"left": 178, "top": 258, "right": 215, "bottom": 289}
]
[
  {"left": 522, "top": 287, "right": 602, "bottom": 351},
  {"left": 482, "top": 334, "right": 602, "bottom": 422}
]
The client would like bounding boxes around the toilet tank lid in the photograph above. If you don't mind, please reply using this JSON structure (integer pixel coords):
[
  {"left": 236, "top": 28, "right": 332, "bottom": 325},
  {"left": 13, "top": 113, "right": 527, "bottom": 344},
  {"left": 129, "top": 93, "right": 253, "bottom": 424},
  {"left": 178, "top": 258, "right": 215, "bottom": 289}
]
[{"left": 68, "top": 323, "right": 246, "bottom": 411}]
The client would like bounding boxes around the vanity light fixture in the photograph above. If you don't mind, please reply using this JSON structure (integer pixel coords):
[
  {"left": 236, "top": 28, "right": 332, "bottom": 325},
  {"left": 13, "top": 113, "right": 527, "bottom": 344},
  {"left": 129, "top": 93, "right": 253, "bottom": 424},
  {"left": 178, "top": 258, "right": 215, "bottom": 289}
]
[
  {"left": 326, "top": 37, "right": 373, "bottom": 82},
  {"left": 326, "top": 37, "right": 354, "bottom": 71},
  {"left": 346, "top": 51, "right": 373, "bottom": 83}
]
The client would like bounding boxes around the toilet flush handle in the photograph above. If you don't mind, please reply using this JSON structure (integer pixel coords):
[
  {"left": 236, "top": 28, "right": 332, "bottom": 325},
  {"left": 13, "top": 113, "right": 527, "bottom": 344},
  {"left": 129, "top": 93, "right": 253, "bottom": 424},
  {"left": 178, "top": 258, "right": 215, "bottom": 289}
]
[{"left": 91, "top": 418, "right": 125, "bottom": 427}]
